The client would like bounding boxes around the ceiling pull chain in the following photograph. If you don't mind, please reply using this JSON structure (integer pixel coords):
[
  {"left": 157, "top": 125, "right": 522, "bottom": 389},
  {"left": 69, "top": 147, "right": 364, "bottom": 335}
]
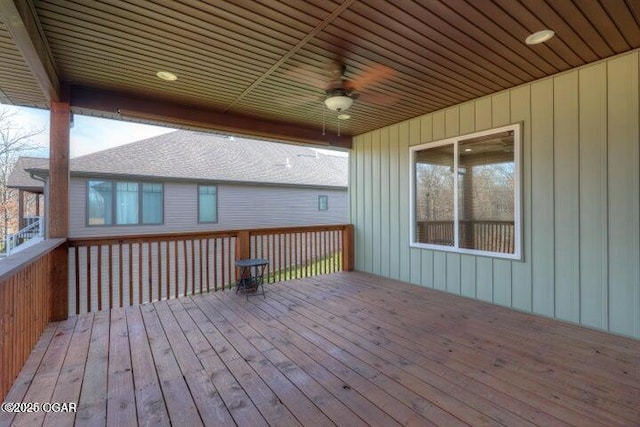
[
  {"left": 337, "top": 115, "right": 341, "bottom": 137},
  {"left": 322, "top": 107, "right": 326, "bottom": 136}
]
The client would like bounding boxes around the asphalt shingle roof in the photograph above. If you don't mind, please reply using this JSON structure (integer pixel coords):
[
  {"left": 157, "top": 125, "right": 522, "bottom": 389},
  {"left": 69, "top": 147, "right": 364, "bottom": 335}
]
[
  {"left": 12, "top": 130, "right": 349, "bottom": 189},
  {"left": 7, "top": 156, "right": 48, "bottom": 191}
]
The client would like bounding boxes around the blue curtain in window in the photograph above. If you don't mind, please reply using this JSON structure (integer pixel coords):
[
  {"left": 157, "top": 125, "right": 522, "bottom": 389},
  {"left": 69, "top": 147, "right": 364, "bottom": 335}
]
[
  {"left": 116, "top": 182, "right": 139, "bottom": 224},
  {"left": 142, "top": 183, "right": 163, "bottom": 224}
]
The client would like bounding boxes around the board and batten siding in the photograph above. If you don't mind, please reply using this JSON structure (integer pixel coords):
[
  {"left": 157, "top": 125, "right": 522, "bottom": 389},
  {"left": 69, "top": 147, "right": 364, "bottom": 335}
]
[
  {"left": 69, "top": 178, "right": 348, "bottom": 238},
  {"left": 351, "top": 50, "right": 640, "bottom": 339}
]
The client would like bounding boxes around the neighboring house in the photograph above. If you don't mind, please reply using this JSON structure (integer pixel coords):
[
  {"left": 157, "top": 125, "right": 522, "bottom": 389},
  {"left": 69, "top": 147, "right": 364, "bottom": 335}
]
[
  {"left": 8, "top": 130, "right": 348, "bottom": 239},
  {"left": 5, "top": 156, "right": 46, "bottom": 230}
]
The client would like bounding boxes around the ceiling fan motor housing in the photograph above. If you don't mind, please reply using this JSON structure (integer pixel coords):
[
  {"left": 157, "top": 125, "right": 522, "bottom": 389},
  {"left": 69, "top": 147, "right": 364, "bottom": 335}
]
[{"left": 324, "top": 88, "right": 355, "bottom": 111}]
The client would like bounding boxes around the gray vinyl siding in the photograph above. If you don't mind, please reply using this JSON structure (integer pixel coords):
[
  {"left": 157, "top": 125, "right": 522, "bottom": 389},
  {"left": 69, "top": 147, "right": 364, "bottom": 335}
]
[
  {"left": 351, "top": 50, "right": 640, "bottom": 339},
  {"left": 70, "top": 179, "right": 348, "bottom": 238}
]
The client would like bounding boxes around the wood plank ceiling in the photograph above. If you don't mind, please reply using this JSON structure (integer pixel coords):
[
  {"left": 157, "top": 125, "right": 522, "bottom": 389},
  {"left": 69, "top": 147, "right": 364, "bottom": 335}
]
[{"left": 0, "top": 0, "right": 639, "bottom": 147}]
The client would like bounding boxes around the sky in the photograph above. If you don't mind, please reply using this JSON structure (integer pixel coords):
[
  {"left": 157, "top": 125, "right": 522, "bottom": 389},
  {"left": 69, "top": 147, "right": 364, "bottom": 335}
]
[
  {"left": 0, "top": 104, "right": 348, "bottom": 158},
  {"left": 1, "top": 104, "right": 174, "bottom": 158}
]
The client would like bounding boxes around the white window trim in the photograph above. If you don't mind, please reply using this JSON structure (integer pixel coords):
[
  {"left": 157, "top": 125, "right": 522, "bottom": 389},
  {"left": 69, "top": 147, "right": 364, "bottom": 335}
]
[{"left": 409, "top": 123, "right": 523, "bottom": 260}]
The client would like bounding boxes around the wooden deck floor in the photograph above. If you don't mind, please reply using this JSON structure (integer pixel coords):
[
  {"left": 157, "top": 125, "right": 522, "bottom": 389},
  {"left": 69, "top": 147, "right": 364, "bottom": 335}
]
[{"left": 2, "top": 272, "right": 639, "bottom": 426}]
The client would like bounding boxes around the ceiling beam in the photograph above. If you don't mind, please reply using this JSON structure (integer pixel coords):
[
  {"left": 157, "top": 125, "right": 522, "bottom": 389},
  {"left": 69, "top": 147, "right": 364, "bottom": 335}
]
[
  {"left": 0, "top": 0, "right": 59, "bottom": 102},
  {"left": 70, "top": 85, "right": 352, "bottom": 149}
]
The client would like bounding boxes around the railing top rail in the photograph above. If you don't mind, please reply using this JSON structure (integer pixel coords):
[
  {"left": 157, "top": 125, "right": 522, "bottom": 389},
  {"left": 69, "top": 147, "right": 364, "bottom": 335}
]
[
  {"left": 68, "top": 231, "right": 239, "bottom": 246},
  {"left": 248, "top": 224, "right": 350, "bottom": 236},
  {"left": 0, "top": 238, "right": 66, "bottom": 283},
  {"left": 15, "top": 219, "right": 41, "bottom": 235},
  {"left": 67, "top": 224, "right": 352, "bottom": 247}
]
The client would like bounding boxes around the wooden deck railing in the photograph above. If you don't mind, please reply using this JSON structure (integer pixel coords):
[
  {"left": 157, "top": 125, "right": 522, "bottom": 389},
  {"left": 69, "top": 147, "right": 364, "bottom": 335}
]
[
  {"left": 0, "top": 239, "right": 67, "bottom": 400},
  {"left": 416, "top": 220, "right": 515, "bottom": 253},
  {"left": 67, "top": 224, "right": 353, "bottom": 314}
]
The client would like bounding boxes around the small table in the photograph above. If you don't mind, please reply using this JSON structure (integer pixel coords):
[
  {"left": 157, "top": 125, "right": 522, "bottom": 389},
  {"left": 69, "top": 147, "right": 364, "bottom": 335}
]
[{"left": 235, "top": 258, "right": 268, "bottom": 300}]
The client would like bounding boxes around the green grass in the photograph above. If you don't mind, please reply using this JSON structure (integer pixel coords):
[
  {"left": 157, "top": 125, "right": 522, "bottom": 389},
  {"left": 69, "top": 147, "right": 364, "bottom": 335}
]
[{"left": 266, "top": 251, "right": 343, "bottom": 283}]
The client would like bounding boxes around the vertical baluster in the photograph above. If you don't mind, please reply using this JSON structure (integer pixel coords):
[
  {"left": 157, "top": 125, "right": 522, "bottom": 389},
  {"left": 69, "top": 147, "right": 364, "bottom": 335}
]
[
  {"left": 174, "top": 241, "right": 179, "bottom": 298},
  {"left": 165, "top": 241, "right": 170, "bottom": 299},
  {"left": 213, "top": 237, "right": 218, "bottom": 291},
  {"left": 278, "top": 233, "right": 282, "bottom": 282},
  {"left": 294, "top": 233, "right": 299, "bottom": 279},
  {"left": 74, "top": 245, "right": 80, "bottom": 314},
  {"left": 269, "top": 234, "right": 274, "bottom": 283},
  {"left": 323, "top": 230, "right": 327, "bottom": 275},
  {"left": 304, "top": 232, "right": 309, "bottom": 277},
  {"left": 108, "top": 244, "right": 113, "bottom": 309},
  {"left": 146, "top": 242, "right": 151, "bottom": 303},
  {"left": 205, "top": 239, "right": 210, "bottom": 293},
  {"left": 86, "top": 246, "right": 92, "bottom": 312},
  {"left": 156, "top": 241, "right": 161, "bottom": 301},
  {"left": 128, "top": 243, "right": 133, "bottom": 305},
  {"left": 118, "top": 243, "right": 123, "bottom": 308},
  {"left": 229, "top": 236, "right": 234, "bottom": 289},
  {"left": 182, "top": 240, "right": 188, "bottom": 297},
  {"left": 221, "top": 237, "right": 226, "bottom": 290},
  {"left": 286, "top": 232, "right": 290, "bottom": 279},
  {"left": 137, "top": 243, "right": 142, "bottom": 304},
  {"left": 196, "top": 239, "right": 202, "bottom": 295}
]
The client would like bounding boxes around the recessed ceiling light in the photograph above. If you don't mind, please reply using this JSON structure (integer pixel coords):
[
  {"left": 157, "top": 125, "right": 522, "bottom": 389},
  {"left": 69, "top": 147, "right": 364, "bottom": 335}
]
[
  {"left": 156, "top": 71, "right": 178, "bottom": 81},
  {"left": 525, "top": 29, "right": 555, "bottom": 45},
  {"left": 464, "top": 148, "right": 472, "bottom": 152},
  {"left": 337, "top": 114, "right": 351, "bottom": 120}
]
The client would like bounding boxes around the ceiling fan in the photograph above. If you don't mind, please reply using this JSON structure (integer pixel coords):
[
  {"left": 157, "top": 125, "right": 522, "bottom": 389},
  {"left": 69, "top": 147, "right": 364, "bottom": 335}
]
[{"left": 322, "top": 62, "right": 394, "bottom": 113}]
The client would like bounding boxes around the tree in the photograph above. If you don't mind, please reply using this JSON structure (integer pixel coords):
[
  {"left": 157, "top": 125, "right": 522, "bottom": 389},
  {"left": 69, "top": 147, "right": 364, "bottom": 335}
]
[{"left": 0, "top": 107, "right": 45, "bottom": 241}]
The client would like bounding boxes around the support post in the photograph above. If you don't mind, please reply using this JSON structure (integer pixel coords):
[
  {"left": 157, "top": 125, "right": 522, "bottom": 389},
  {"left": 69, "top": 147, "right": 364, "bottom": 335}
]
[
  {"left": 235, "top": 230, "right": 251, "bottom": 283},
  {"left": 17, "top": 189, "right": 24, "bottom": 229},
  {"left": 235, "top": 230, "right": 250, "bottom": 261},
  {"left": 342, "top": 224, "right": 354, "bottom": 271},
  {"left": 48, "top": 100, "right": 70, "bottom": 321}
]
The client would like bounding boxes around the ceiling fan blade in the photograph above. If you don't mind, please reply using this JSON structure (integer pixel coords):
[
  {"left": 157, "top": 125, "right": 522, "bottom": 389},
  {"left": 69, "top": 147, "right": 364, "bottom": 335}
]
[{"left": 348, "top": 63, "right": 395, "bottom": 92}]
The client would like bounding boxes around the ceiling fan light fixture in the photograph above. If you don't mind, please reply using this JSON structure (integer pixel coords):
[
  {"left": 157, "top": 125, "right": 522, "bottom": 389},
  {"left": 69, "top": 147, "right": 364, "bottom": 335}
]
[
  {"left": 324, "top": 95, "right": 353, "bottom": 112},
  {"left": 156, "top": 71, "right": 178, "bottom": 81},
  {"left": 525, "top": 29, "right": 555, "bottom": 45}
]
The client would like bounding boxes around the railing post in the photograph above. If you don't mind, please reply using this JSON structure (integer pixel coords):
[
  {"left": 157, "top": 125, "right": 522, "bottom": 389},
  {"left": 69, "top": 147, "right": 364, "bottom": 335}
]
[
  {"left": 342, "top": 224, "right": 354, "bottom": 271},
  {"left": 235, "top": 230, "right": 250, "bottom": 283},
  {"left": 50, "top": 242, "right": 68, "bottom": 321},
  {"left": 236, "top": 230, "right": 250, "bottom": 261}
]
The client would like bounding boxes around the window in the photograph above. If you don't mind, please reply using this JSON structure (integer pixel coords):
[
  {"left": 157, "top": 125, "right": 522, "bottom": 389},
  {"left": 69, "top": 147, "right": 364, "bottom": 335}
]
[
  {"left": 410, "top": 123, "right": 521, "bottom": 259},
  {"left": 87, "top": 180, "right": 163, "bottom": 226},
  {"left": 318, "top": 195, "right": 328, "bottom": 211},
  {"left": 87, "top": 180, "right": 113, "bottom": 225},
  {"left": 116, "top": 182, "right": 138, "bottom": 225},
  {"left": 142, "top": 183, "right": 163, "bottom": 224},
  {"left": 198, "top": 185, "right": 218, "bottom": 223}
]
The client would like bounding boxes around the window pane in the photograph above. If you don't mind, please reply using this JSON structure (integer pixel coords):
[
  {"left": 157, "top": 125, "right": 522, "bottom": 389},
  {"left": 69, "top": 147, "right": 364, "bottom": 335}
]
[
  {"left": 88, "top": 180, "right": 112, "bottom": 225},
  {"left": 199, "top": 185, "right": 217, "bottom": 222},
  {"left": 414, "top": 144, "right": 454, "bottom": 246},
  {"left": 142, "top": 183, "right": 163, "bottom": 224},
  {"left": 318, "top": 195, "right": 328, "bottom": 210},
  {"left": 458, "top": 131, "right": 515, "bottom": 253},
  {"left": 116, "top": 182, "right": 139, "bottom": 224}
]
